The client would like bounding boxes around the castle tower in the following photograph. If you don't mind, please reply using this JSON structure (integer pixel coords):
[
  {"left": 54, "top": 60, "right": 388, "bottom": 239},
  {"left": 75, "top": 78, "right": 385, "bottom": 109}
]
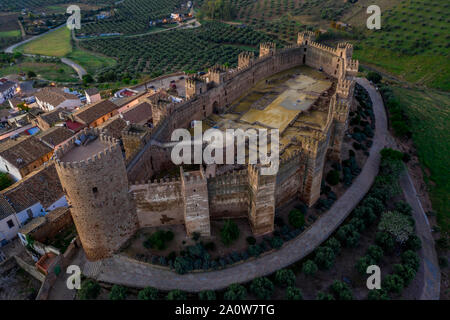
[
  {"left": 300, "top": 132, "right": 329, "bottom": 206},
  {"left": 121, "top": 124, "right": 151, "bottom": 164},
  {"left": 336, "top": 42, "right": 353, "bottom": 61},
  {"left": 208, "top": 65, "right": 227, "bottom": 86},
  {"left": 297, "top": 31, "right": 315, "bottom": 46},
  {"left": 259, "top": 42, "right": 276, "bottom": 58},
  {"left": 248, "top": 165, "right": 276, "bottom": 235},
  {"left": 329, "top": 96, "right": 351, "bottom": 161},
  {"left": 185, "top": 76, "right": 207, "bottom": 99},
  {"left": 180, "top": 166, "right": 211, "bottom": 237},
  {"left": 54, "top": 128, "right": 138, "bottom": 261},
  {"left": 238, "top": 51, "right": 255, "bottom": 69}
]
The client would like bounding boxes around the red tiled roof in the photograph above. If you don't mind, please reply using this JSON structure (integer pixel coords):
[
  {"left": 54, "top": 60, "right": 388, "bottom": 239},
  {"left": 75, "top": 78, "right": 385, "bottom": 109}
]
[
  {"left": 121, "top": 102, "right": 152, "bottom": 125},
  {"left": 65, "top": 120, "right": 84, "bottom": 132}
]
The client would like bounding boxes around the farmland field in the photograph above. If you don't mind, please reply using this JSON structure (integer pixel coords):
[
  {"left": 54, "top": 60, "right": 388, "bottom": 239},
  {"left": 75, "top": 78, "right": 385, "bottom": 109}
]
[
  {"left": 391, "top": 86, "right": 450, "bottom": 233},
  {"left": 0, "top": 0, "right": 115, "bottom": 12},
  {"left": 0, "top": 58, "right": 78, "bottom": 82},
  {"left": 66, "top": 49, "right": 117, "bottom": 74},
  {"left": 79, "top": 21, "right": 282, "bottom": 80},
  {"left": 18, "top": 26, "right": 72, "bottom": 57}
]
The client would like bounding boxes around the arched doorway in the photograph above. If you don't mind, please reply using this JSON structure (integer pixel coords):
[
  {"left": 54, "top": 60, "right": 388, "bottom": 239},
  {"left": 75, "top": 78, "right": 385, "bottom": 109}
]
[{"left": 212, "top": 101, "right": 219, "bottom": 114}]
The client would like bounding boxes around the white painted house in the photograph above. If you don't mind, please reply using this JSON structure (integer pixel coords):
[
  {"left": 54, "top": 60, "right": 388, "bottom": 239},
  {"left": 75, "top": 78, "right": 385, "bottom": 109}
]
[{"left": 34, "top": 87, "right": 81, "bottom": 112}]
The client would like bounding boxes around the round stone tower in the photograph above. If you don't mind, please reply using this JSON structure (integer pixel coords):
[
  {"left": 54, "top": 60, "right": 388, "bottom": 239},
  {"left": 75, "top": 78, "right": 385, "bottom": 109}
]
[{"left": 53, "top": 128, "right": 138, "bottom": 261}]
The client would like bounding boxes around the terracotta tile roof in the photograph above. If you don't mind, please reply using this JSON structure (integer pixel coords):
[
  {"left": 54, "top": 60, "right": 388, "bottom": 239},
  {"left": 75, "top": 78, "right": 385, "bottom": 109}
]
[
  {"left": 85, "top": 88, "right": 99, "bottom": 95},
  {"left": 121, "top": 102, "right": 152, "bottom": 125},
  {"left": 0, "top": 135, "right": 52, "bottom": 169},
  {"left": 98, "top": 115, "right": 127, "bottom": 139},
  {"left": 37, "top": 109, "right": 67, "bottom": 126},
  {"left": 19, "top": 216, "right": 46, "bottom": 235},
  {"left": 34, "top": 87, "right": 79, "bottom": 107},
  {"left": 2, "top": 187, "right": 38, "bottom": 212},
  {"left": 1, "top": 163, "right": 64, "bottom": 209},
  {"left": 65, "top": 120, "right": 84, "bottom": 132},
  {"left": 0, "top": 194, "right": 16, "bottom": 220},
  {"left": 72, "top": 99, "right": 118, "bottom": 125},
  {"left": 38, "top": 126, "right": 74, "bottom": 148}
]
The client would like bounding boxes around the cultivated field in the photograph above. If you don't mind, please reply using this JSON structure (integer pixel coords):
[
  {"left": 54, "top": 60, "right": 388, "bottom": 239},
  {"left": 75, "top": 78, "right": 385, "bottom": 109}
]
[{"left": 18, "top": 26, "right": 72, "bottom": 57}]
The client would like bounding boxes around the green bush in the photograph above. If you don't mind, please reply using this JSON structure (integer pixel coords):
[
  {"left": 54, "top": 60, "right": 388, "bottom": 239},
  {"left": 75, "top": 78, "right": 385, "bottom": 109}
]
[
  {"left": 144, "top": 230, "right": 174, "bottom": 250},
  {"left": 166, "top": 290, "right": 187, "bottom": 300},
  {"left": 198, "top": 290, "right": 216, "bottom": 300},
  {"left": 379, "top": 211, "right": 414, "bottom": 243},
  {"left": 224, "top": 284, "right": 247, "bottom": 300},
  {"left": 401, "top": 250, "right": 420, "bottom": 271},
  {"left": 394, "top": 201, "right": 412, "bottom": 216},
  {"left": 325, "top": 237, "right": 341, "bottom": 255},
  {"left": 375, "top": 231, "right": 396, "bottom": 254},
  {"left": 0, "top": 172, "right": 12, "bottom": 191},
  {"left": 382, "top": 274, "right": 404, "bottom": 294},
  {"left": 330, "top": 280, "right": 353, "bottom": 300},
  {"left": 368, "top": 289, "right": 390, "bottom": 300},
  {"left": 406, "top": 235, "right": 422, "bottom": 251},
  {"left": 138, "top": 287, "right": 158, "bottom": 300},
  {"left": 336, "top": 224, "right": 360, "bottom": 248},
  {"left": 220, "top": 220, "right": 240, "bottom": 246},
  {"left": 274, "top": 269, "right": 296, "bottom": 287},
  {"left": 302, "top": 260, "right": 318, "bottom": 276},
  {"left": 78, "top": 279, "right": 101, "bottom": 300},
  {"left": 288, "top": 209, "right": 305, "bottom": 229},
  {"left": 367, "top": 71, "right": 382, "bottom": 83},
  {"left": 326, "top": 170, "right": 340, "bottom": 185},
  {"left": 246, "top": 236, "right": 256, "bottom": 245},
  {"left": 355, "top": 255, "right": 376, "bottom": 275},
  {"left": 286, "top": 286, "right": 303, "bottom": 300},
  {"left": 367, "top": 245, "right": 384, "bottom": 263},
  {"left": 109, "top": 285, "right": 127, "bottom": 300},
  {"left": 316, "top": 291, "right": 335, "bottom": 300},
  {"left": 250, "top": 277, "right": 274, "bottom": 300},
  {"left": 362, "top": 197, "right": 385, "bottom": 215},
  {"left": 314, "top": 246, "right": 335, "bottom": 270},
  {"left": 393, "top": 264, "right": 416, "bottom": 286}
]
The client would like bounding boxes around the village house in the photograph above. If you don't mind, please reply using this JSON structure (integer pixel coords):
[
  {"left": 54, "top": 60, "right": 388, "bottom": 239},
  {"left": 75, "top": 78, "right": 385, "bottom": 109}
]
[
  {"left": 34, "top": 87, "right": 82, "bottom": 111},
  {"left": 84, "top": 87, "right": 101, "bottom": 104},
  {"left": 38, "top": 126, "right": 75, "bottom": 149},
  {"left": 0, "top": 195, "right": 21, "bottom": 246},
  {"left": 0, "top": 78, "right": 19, "bottom": 104},
  {"left": 98, "top": 115, "right": 128, "bottom": 139},
  {"left": 0, "top": 135, "right": 53, "bottom": 181},
  {"left": 0, "top": 163, "right": 68, "bottom": 246},
  {"left": 70, "top": 99, "right": 119, "bottom": 128},
  {"left": 120, "top": 101, "right": 153, "bottom": 126},
  {"left": 31, "top": 108, "right": 71, "bottom": 131}
]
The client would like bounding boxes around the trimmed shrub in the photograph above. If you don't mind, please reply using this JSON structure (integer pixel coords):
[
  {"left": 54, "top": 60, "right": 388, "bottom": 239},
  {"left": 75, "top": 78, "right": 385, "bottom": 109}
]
[
  {"left": 379, "top": 211, "right": 414, "bottom": 243},
  {"left": 336, "top": 224, "right": 360, "bottom": 248},
  {"left": 198, "top": 290, "right": 216, "bottom": 300},
  {"left": 401, "top": 250, "right": 420, "bottom": 271},
  {"left": 326, "top": 170, "right": 340, "bottom": 185},
  {"left": 330, "top": 280, "right": 353, "bottom": 300},
  {"left": 367, "top": 245, "right": 384, "bottom": 263},
  {"left": 109, "top": 285, "right": 127, "bottom": 300},
  {"left": 275, "top": 269, "right": 296, "bottom": 287},
  {"left": 368, "top": 289, "right": 390, "bottom": 300},
  {"left": 405, "top": 235, "right": 422, "bottom": 251},
  {"left": 395, "top": 201, "right": 412, "bottom": 216},
  {"left": 355, "top": 255, "right": 375, "bottom": 275},
  {"left": 224, "top": 284, "right": 247, "bottom": 300},
  {"left": 314, "top": 246, "right": 336, "bottom": 270},
  {"left": 375, "top": 231, "right": 396, "bottom": 254},
  {"left": 302, "top": 260, "right": 318, "bottom": 276},
  {"left": 220, "top": 219, "right": 240, "bottom": 246},
  {"left": 166, "top": 290, "right": 187, "bottom": 300},
  {"left": 316, "top": 291, "right": 335, "bottom": 300},
  {"left": 393, "top": 264, "right": 416, "bottom": 286},
  {"left": 288, "top": 209, "right": 305, "bottom": 228},
  {"left": 286, "top": 286, "right": 303, "bottom": 300},
  {"left": 144, "top": 230, "right": 174, "bottom": 250},
  {"left": 250, "top": 277, "right": 274, "bottom": 300},
  {"left": 248, "top": 244, "right": 262, "bottom": 257},
  {"left": 138, "top": 287, "right": 158, "bottom": 300},
  {"left": 325, "top": 237, "right": 341, "bottom": 255},
  {"left": 382, "top": 274, "right": 404, "bottom": 294},
  {"left": 78, "top": 279, "right": 101, "bottom": 300},
  {"left": 270, "top": 236, "right": 284, "bottom": 249},
  {"left": 362, "top": 197, "right": 385, "bottom": 215}
]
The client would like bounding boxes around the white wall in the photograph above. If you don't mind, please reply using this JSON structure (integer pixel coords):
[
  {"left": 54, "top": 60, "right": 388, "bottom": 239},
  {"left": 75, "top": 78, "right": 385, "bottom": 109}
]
[
  {"left": 15, "top": 202, "right": 44, "bottom": 225},
  {"left": 0, "top": 214, "right": 20, "bottom": 244},
  {"left": 46, "top": 195, "right": 68, "bottom": 211},
  {"left": 0, "top": 157, "right": 22, "bottom": 181}
]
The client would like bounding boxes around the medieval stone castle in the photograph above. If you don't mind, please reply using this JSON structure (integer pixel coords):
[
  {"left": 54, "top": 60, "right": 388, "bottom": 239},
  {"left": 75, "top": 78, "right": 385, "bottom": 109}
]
[{"left": 52, "top": 32, "right": 358, "bottom": 261}]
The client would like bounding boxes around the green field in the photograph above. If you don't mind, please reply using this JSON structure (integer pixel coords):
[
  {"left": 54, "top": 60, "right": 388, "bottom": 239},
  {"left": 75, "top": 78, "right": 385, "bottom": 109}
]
[
  {"left": 66, "top": 49, "right": 117, "bottom": 74},
  {"left": 19, "top": 27, "right": 72, "bottom": 57},
  {"left": 391, "top": 86, "right": 450, "bottom": 232},
  {"left": 0, "top": 30, "right": 21, "bottom": 37},
  {"left": 0, "top": 58, "right": 78, "bottom": 82}
]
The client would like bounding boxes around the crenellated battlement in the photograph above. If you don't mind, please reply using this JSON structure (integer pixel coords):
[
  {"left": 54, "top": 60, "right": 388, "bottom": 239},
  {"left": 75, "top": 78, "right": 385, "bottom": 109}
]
[
  {"left": 308, "top": 41, "right": 337, "bottom": 55},
  {"left": 259, "top": 42, "right": 276, "bottom": 57}
]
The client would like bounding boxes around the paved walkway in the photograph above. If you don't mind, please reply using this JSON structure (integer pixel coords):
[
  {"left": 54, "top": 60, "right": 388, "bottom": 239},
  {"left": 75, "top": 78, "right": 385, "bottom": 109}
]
[{"left": 81, "top": 77, "right": 388, "bottom": 292}]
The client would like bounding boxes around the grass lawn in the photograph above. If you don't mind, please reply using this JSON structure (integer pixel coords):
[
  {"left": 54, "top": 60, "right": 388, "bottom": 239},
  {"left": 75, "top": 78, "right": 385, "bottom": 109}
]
[
  {"left": 0, "top": 59, "right": 78, "bottom": 83},
  {"left": 19, "top": 27, "right": 72, "bottom": 57},
  {"left": 392, "top": 86, "right": 450, "bottom": 233},
  {"left": 0, "top": 30, "right": 21, "bottom": 38},
  {"left": 66, "top": 49, "right": 116, "bottom": 74}
]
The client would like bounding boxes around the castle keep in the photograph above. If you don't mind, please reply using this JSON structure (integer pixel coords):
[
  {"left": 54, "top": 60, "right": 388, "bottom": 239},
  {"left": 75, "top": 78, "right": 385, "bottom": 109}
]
[{"left": 53, "top": 32, "right": 358, "bottom": 260}]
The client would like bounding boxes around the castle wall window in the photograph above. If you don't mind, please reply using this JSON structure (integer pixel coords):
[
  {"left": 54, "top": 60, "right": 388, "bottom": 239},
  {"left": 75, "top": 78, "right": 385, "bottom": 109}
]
[
  {"left": 7, "top": 219, "right": 14, "bottom": 228},
  {"left": 93, "top": 187, "right": 98, "bottom": 194}
]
